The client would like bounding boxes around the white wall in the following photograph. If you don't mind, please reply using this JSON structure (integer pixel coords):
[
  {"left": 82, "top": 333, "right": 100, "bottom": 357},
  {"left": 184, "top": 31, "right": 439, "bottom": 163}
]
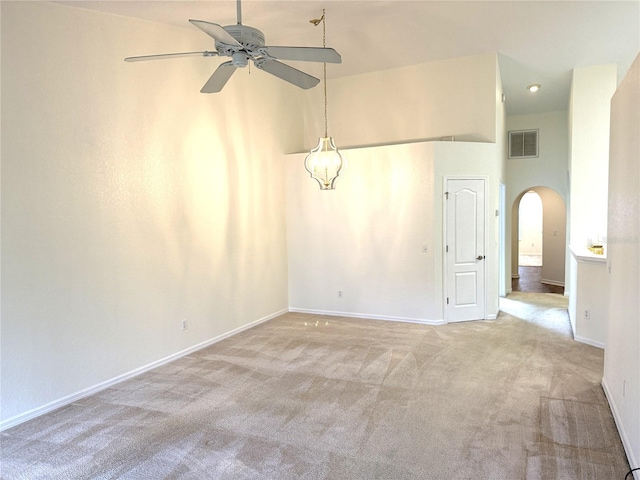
[
  {"left": 505, "top": 111, "right": 569, "bottom": 287},
  {"left": 603, "top": 53, "right": 640, "bottom": 474},
  {"left": 286, "top": 142, "right": 439, "bottom": 322},
  {"left": 506, "top": 111, "right": 569, "bottom": 199},
  {"left": 434, "top": 142, "right": 502, "bottom": 318},
  {"left": 495, "top": 61, "right": 507, "bottom": 297},
  {"left": 1, "top": 2, "right": 299, "bottom": 426},
  {"left": 566, "top": 64, "right": 617, "bottom": 354},
  {"left": 567, "top": 251, "right": 608, "bottom": 347},
  {"left": 301, "top": 53, "right": 500, "bottom": 151},
  {"left": 286, "top": 141, "right": 499, "bottom": 323},
  {"left": 538, "top": 188, "right": 567, "bottom": 286},
  {"left": 289, "top": 53, "right": 502, "bottom": 320},
  {"left": 568, "top": 64, "right": 617, "bottom": 248}
]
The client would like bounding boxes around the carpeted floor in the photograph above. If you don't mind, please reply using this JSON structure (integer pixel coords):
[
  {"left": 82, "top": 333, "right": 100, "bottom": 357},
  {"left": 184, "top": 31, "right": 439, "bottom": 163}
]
[{"left": 0, "top": 293, "right": 630, "bottom": 479}]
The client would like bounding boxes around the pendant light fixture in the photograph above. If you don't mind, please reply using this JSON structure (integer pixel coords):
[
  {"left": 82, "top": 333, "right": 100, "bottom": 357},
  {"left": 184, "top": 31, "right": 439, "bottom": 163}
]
[{"left": 305, "top": 9, "right": 345, "bottom": 190}]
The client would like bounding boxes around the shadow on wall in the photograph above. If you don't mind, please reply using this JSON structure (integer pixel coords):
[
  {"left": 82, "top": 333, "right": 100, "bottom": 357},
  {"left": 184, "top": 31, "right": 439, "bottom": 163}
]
[{"left": 511, "top": 187, "right": 567, "bottom": 287}]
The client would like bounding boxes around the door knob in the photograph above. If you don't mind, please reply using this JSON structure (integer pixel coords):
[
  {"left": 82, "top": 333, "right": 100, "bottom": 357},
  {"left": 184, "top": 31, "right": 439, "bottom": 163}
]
[{"left": 476, "top": 255, "right": 485, "bottom": 261}]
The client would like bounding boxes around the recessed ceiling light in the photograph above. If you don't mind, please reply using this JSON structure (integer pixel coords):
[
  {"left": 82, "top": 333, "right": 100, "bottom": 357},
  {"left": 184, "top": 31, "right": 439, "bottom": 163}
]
[{"left": 527, "top": 84, "right": 541, "bottom": 93}]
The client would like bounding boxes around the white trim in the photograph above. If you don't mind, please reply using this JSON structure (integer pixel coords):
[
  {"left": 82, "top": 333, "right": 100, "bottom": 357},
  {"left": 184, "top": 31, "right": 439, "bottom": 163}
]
[
  {"left": 541, "top": 278, "right": 565, "bottom": 287},
  {"left": 0, "top": 309, "right": 287, "bottom": 432},
  {"left": 288, "top": 308, "right": 446, "bottom": 326},
  {"left": 574, "top": 335, "right": 604, "bottom": 349},
  {"left": 499, "top": 183, "right": 507, "bottom": 298},
  {"left": 602, "top": 378, "right": 639, "bottom": 478}
]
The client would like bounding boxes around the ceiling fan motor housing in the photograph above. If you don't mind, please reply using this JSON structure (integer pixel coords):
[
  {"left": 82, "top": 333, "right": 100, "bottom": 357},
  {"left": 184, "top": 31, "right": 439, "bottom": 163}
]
[{"left": 223, "top": 24, "right": 265, "bottom": 48}]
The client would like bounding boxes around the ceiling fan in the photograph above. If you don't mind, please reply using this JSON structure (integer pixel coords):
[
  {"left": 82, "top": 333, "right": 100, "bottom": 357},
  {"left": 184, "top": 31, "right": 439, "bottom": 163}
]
[{"left": 124, "top": 0, "right": 342, "bottom": 93}]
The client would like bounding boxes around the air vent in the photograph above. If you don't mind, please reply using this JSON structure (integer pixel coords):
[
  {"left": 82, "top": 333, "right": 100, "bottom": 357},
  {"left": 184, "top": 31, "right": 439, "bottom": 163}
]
[{"left": 509, "top": 130, "right": 538, "bottom": 158}]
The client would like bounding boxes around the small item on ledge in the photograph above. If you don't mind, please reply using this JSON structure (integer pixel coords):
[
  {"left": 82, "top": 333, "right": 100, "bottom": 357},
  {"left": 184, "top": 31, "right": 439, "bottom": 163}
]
[{"left": 588, "top": 245, "right": 604, "bottom": 255}]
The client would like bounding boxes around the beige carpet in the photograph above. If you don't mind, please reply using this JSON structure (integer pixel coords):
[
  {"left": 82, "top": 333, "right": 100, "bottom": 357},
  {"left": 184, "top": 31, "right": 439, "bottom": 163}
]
[{"left": 0, "top": 293, "right": 630, "bottom": 479}]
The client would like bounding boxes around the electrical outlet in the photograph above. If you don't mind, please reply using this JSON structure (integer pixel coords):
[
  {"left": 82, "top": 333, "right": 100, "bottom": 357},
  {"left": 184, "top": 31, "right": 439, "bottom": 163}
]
[
  {"left": 338, "top": 290, "right": 343, "bottom": 298},
  {"left": 181, "top": 319, "right": 188, "bottom": 330},
  {"left": 584, "top": 309, "right": 590, "bottom": 320}
]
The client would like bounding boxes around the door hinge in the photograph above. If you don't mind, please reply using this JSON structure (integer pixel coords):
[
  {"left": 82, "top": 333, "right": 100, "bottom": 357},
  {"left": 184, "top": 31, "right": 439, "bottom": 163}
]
[
  {"left": 446, "top": 297, "right": 449, "bottom": 305},
  {"left": 446, "top": 245, "right": 449, "bottom": 253},
  {"left": 445, "top": 191, "right": 449, "bottom": 199}
]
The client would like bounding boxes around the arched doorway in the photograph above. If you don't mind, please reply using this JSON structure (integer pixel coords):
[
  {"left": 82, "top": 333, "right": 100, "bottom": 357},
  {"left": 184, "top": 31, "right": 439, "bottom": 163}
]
[
  {"left": 511, "top": 187, "right": 566, "bottom": 293},
  {"left": 518, "top": 191, "right": 543, "bottom": 266}
]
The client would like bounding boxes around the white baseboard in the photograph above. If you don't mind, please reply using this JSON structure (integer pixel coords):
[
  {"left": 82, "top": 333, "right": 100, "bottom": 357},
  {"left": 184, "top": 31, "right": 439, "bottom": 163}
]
[
  {"left": 602, "top": 378, "right": 639, "bottom": 479},
  {"left": 288, "top": 308, "right": 446, "bottom": 326},
  {"left": 574, "top": 335, "right": 605, "bottom": 349},
  {"left": 0, "top": 309, "right": 287, "bottom": 432},
  {"left": 541, "top": 278, "right": 565, "bottom": 287}
]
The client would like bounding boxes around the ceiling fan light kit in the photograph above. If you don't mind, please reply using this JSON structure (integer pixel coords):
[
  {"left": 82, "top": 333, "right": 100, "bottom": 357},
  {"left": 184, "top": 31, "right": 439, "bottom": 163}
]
[
  {"left": 124, "top": 0, "right": 341, "bottom": 93},
  {"left": 304, "top": 8, "right": 345, "bottom": 191}
]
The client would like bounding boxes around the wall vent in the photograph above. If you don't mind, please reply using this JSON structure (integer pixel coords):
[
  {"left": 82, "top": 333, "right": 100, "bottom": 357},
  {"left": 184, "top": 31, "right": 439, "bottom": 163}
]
[{"left": 509, "top": 129, "right": 538, "bottom": 158}]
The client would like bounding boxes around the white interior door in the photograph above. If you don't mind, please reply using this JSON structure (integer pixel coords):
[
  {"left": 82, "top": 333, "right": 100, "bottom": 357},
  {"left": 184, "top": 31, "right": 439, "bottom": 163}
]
[{"left": 445, "top": 178, "right": 486, "bottom": 322}]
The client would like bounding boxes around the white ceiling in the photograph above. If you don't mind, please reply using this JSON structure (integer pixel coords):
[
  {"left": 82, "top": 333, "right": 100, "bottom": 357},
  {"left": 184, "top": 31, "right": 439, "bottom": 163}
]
[{"left": 54, "top": 0, "right": 640, "bottom": 115}]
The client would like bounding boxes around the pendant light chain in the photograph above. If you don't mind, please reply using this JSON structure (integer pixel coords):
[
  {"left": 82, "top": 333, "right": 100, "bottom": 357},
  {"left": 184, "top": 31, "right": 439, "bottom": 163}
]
[{"left": 322, "top": 9, "right": 328, "bottom": 138}]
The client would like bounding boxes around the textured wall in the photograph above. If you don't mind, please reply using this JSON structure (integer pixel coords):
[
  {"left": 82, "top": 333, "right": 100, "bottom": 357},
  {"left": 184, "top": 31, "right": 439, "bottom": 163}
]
[
  {"left": 1, "top": 1, "right": 298, "bottom": 423},
  {"left": 301, "top": 53, "right": 499, "bottom": 150},
  {"left": 569, "top": 64, "right": 617, "bottom": 248},
  {"left": 286, "top": 143, "right": 438, "bottom": 322},
  {"left": 286, "top": 141, "right": 499, "bottom": 323},
  {"left": 603, "top": 53, "right": 640, "bottom": 472}
]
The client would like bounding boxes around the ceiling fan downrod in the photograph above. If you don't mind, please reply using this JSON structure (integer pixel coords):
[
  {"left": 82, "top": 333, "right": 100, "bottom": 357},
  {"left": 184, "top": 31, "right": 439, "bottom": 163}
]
[{"left": 236, "top": 0, "right": 242, "bottom": 25}]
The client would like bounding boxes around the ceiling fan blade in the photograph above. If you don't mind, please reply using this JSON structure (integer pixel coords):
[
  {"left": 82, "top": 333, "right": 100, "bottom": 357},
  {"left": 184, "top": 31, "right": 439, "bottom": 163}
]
[
  {"left": 255, "top": 60, "right": 320, "bottom": 89},
  {"left": 201, "top": 61, "right": 237, "bottom": 93},
  {"left": 189, "top": 19, "right": 241, "bottom": 47},
  {"left": 262, "top": 46, "right": 342, "bottom": 64},
  {"left": 124, "top": 51, "right": 218, "bottom": 62}
]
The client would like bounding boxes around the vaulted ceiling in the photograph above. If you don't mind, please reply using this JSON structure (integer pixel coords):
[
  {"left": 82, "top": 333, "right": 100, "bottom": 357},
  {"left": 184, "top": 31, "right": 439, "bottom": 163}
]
[{"left": 54, "top": 0, "right": 640, "bottom": 115}]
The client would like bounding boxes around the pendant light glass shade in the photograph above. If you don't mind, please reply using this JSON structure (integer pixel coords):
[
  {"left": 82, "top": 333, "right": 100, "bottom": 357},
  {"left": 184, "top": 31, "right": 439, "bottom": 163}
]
[{"left": 304, "top": 136, "right": 344, "bottom": 190}]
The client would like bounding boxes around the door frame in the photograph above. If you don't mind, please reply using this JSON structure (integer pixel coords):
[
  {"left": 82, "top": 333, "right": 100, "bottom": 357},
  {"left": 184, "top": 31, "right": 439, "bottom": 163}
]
[{"left": 443, "top": 175, "right": 489, "bottom": 323}]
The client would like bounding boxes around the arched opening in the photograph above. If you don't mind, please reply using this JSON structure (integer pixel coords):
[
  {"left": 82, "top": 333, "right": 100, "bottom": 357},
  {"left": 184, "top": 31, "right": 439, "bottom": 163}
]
[
  {"left": 518, "top": 191, "right": 543, "bottom": 266},
  {"left": 511, "top": 187, "right": 566, "bottom": 294}
]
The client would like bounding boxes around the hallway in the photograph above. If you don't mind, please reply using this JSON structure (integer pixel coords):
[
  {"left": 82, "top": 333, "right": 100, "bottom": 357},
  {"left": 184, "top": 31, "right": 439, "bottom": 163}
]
[{"left": 512, "top": 266, "right": 565, "bottom": 295}]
